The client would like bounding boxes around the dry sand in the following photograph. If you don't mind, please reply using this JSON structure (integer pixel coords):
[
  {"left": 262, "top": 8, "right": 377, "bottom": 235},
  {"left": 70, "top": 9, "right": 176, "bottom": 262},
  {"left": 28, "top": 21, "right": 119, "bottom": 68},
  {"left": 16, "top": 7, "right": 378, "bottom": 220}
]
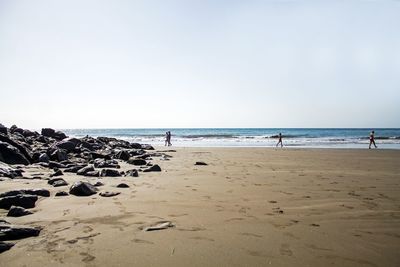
[{"left": 1, "top": 148, "right": 399, "bottom": 267}]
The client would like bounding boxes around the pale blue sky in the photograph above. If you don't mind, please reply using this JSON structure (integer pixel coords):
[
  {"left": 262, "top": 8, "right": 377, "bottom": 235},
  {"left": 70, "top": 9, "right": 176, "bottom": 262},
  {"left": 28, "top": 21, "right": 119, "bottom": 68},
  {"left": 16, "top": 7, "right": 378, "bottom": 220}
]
[{"left": 0, "top": 0, "right": 399, "bottom": 129}]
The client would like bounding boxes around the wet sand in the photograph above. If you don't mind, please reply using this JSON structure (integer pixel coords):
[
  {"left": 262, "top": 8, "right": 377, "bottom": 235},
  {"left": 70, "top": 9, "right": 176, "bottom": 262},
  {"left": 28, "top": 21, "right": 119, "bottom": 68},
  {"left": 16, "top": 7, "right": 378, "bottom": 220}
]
[{"left": 1, "top": 148, "right": 400, "bottom": 267}]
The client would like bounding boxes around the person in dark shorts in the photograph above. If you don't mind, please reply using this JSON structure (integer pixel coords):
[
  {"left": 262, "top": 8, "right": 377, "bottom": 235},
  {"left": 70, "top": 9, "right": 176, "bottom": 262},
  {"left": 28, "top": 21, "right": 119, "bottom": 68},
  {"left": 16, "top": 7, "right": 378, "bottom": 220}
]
[
  {"left": 369, "top": 130, "right": 377, "bottom": 149},
  {"left": 276, "top": 133, "right": 283, "bottom": 148},
  {"left": 165, "top": 131, "right": 169, "bottom": 146}
]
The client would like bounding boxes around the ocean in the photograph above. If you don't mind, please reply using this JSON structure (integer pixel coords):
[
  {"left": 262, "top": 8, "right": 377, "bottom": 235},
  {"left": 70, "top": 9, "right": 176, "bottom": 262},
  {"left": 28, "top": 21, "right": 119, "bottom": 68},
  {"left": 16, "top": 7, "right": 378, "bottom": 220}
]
[{"left": 61, "top": 128, "right": 400, "bottom": 149}]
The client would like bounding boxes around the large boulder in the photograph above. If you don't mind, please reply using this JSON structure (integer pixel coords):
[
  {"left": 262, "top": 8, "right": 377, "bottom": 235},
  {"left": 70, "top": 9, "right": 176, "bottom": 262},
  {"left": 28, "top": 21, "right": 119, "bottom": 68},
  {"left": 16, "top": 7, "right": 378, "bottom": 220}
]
[
  {"left": 77, "top": 165, "right": 94, "bottom": 176},
  {"left": 50, "top": 149, "right": 68, "bottom": 162},
  {"left": 41, "top": 128, "right": 67, "bottom": 140},
  {"left": 69, "top": 181, "right": 98, "bottom": 196},
  {"left": 0, "top": 241, "right": 14, "bottom": 253},
  {"left": 0, "top": 225, "right": 41, "bottom": 241},
  {"left": 143, "top": 164, "right": 161, "bottom": 172},
  {"left": 100, "top": 169, "right": 121, "bottom": 177},
  {"left": 38, "top": 153, "right": 50, "bottom": 163},
  {"left": 0, "top": 124, "right": 7, "bottom": 135},
  {"left": 0, "top": 162, "right": 23, "bottom": 178},
  {"left": 0, "top": 134, "right": 32, "bottom": 163},
  {"left": 0, "top": 194, "right": 38, "bottom": 210},
  {"left": 114, "top": 150, "right": 130, "bottom": 161},
  {"left": 48, "top": 177, "right": 68, "bottom": 187},
  {"left": 0, "top": 142, "right": 30, "bottom": 165},
  {"left": 7, "top": 206, "right": 33, "bottom": 217},
  {"left": 125, "top": 169, "right": 138, "bottom": 177},
  {"left": 54, "top": 140, "right": 76, "bottom": 152}
]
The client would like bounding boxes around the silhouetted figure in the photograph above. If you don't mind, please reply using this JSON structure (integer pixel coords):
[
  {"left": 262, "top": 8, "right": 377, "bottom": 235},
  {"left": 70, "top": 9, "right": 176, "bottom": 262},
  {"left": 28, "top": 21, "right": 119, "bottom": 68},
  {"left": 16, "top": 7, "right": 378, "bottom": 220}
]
[
  {"left": 276, "top": 133, "right": 283, "bottom": 148},
  {"left": 164, "top": 131, "right": 169, "bottom": 146},
  {"left": 369, "top": 130, "right": 377, "bottom": 149},
  {"left": 167, "top": 131, "right": 172, "bottom": 146}
]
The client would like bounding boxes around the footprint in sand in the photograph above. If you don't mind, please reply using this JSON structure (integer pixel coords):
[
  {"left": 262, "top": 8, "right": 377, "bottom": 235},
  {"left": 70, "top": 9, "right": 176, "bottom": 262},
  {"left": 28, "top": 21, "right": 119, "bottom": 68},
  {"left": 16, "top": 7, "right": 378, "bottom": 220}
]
[
  {"left": 168, "top": 214, "right": 188, "bottom": 218},
  {"left": 225, "top": 217, "right": 245, "bottom": 222},
  {"left": 63, "top": 209, "right": 70, "bottom": 216},
  {"left": 80, "top": 252, "right": 96, "bottom": 262},
  {"left": 177, "top": 227, "right": 206, "bottom": 232},
  {"left": 132, "top": 238, "right": 154, "bottom": 244},
  {"left": 280, "top": 244, "right": 293, "bottom": 256},
  {"left": 239, "top": 232, "right": 263, "bottom": 238},
  {"left": 189, "top": 236, "right": 214, "bottom": 242}
]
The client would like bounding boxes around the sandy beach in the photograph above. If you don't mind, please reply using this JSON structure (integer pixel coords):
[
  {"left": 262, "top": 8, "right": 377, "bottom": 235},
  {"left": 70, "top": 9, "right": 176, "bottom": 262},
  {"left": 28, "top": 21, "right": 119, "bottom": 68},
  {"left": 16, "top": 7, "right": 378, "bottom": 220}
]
[{"left": 0, "top": 147, "right": 399, "bottom": 267}]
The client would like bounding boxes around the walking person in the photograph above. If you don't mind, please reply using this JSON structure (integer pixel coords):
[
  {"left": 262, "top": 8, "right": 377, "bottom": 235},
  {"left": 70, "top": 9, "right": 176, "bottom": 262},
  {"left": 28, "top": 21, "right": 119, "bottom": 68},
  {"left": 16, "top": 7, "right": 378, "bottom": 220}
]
[
  {"left": 164, "top": 131, "right": 169, "bottom": 146},
  {"left": 167, "top": 131, "right": 172, "bottom": 146},
  {"left": 369, "top": 130, "right": 377, "bottom": 149},
  {"left": 276, "top": 133, "right": 283, "bottom": 148}
]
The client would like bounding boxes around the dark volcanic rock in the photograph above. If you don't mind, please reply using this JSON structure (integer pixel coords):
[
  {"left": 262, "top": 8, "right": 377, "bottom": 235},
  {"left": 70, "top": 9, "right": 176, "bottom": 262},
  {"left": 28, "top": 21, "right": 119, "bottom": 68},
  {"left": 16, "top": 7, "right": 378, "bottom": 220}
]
[
  {"left": 94, "top": 159, "right": 120, "bottom": 169},
  {"left": 0, "top": 162, "right": 23, "bottom": 178},
  {"left": 55, "top": 191, "right": 69, "bottom": 197},
  {"left": 0, "top": 189, "right": 50, "bottom": 198},
  {"left": 0, "top": 124, "right": 7, "bottom": 135},
  {"left": 0, "top": 134, "right": 32, "bottom": 163},
  {"left": 54, "top": 140, "right": 76, "bottom": 152},
  {"left": 100, "top": 169, "right": 121, "bottom": 177},
  {"left": 0, "top": 241, "right": 14, "bottom": 253},
  {"left": 50, "top": 149, "right": 68, "bottom": 162},
  {"left": 50, "top": 169, "right": 63, "bottom": 177},
  {"left": 116, "top": 183, "right": 129, "bottom": 188},
  {"left": 0, "top": 194, "right": 38, "bottom": 210},
  {"left": 195, "top": 161, "right": 208, "bottom": 166},
  {"left": 7, "top": 206, "right": 33, "bottom": 217},
  {"left": 141, "top": 144, "right": 155, "bottom": 150},
  {"left": 0, "top": 142, "right": 30, "bottom": 165},
  {"left": 130, "top": 143, "right": 142, "bottom": 149},
  {"left": 48, "top": 177, "right": 68, "bottom": 187},
  {"left": 127, "top": 158, "right": 147, "bottom": 166},
  {"left": 125, "top": 169, "right": 138, "bottom": 177},
  {"left": 64, "top": 165, "right": 87, "bottom": 173},
  {"left": 114, "top": 150, "right": 130, "bottom": 161},
  {"left": 41, "top": 128, "right": 67, "bottom": 140},
  {"left": 77, "top": 165, "right": 94, "bottom": 175},
  {"left": 69, "top": 181, "right": 98, "bottom": 196},
  {"left": 0, "top": 225, "right": 41, "bottom": 241},
  {"left": 99, "top": 191, "right": 120, "bottom": 197},
  {"left": 38, "top": 153, "right": 50, "bottom": 163},
  {"left": 90, "top": 152, "right": 111, "bottom": 160},
  {"left": 143, "top": 164, "right": 161, "bottom": 172},
  {"left": 41, "top": 128, "right": 55, "bottom": 137}
]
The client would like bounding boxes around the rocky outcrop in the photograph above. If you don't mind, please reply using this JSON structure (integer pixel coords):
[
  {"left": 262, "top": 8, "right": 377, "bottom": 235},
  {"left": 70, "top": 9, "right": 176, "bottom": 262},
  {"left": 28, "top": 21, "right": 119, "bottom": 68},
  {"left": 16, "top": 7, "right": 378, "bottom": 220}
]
[
  {"left": 143, "top": 164, "right": 161, "bottom": 172},
  {"left": 127, "top": 158, "right": 147, "bottom": 166},
  {"left": 100, "top": 169, "right": 121, "bottom": 177},
  {"left": 69, "top": 181, "right": 98, "bottom": 196},
  {"left": 0, "top": 194, "right": 38, "bottom": 209},
  {"left": 41, "top": 128, "right": 67, "bottom": 140},
  {"left": 0, "top": 225, "right": 41, "bottom": 241},
  {"left": 7, "top": 206, "right": 33, "bottom": 217},
  {"left": 0, "top": 142, "right": 30, "bottom": 165}
]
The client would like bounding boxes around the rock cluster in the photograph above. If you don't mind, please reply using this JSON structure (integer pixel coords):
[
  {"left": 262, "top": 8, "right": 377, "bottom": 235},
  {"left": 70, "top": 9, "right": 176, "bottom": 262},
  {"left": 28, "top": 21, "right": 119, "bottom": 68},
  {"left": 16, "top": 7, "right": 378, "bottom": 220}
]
[{"left": 0, "top": 124, "right": 173, "bottom": 254}]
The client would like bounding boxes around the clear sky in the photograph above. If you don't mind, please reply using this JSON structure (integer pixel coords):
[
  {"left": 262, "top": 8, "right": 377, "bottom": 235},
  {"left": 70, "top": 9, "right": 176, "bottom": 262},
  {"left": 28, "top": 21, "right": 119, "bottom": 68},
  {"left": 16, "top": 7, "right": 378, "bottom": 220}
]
[{"left": 0, "top": 0, "right": 399, "bottom": 129}]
